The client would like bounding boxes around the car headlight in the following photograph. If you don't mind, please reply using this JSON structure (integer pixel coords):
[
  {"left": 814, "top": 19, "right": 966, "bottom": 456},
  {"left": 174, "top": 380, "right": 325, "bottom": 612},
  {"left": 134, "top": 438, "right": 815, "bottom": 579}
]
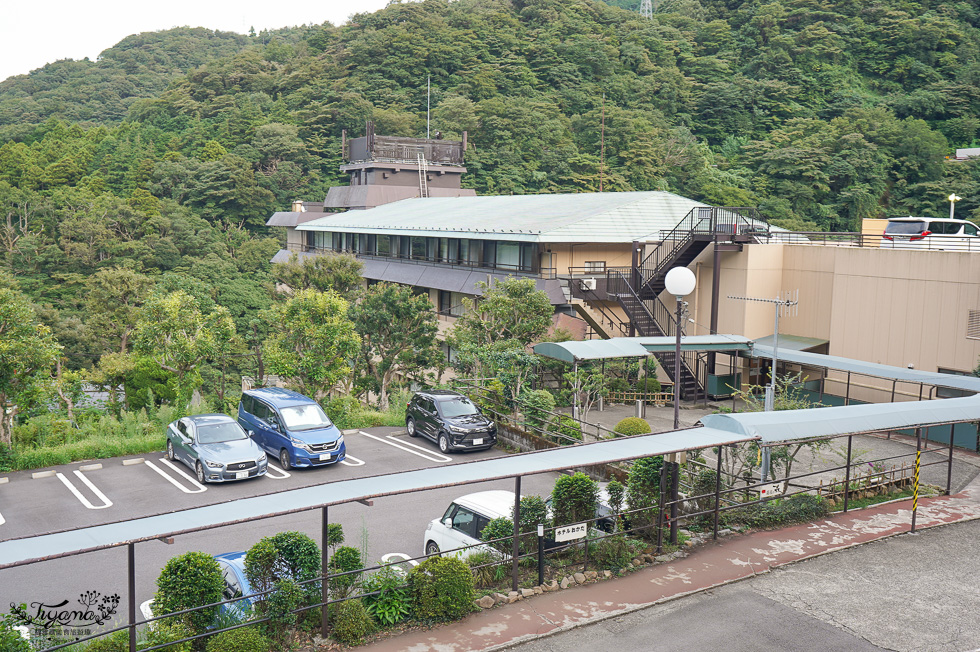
[
  {"left": 258, "top": 452, "right": 267, "bottom": 463},
  {"left": 204, "top": 459, "right": 222, "bottom": 469},
  {"left": 290, "top": 437, "right": 313, "bottom": 452},
  {"left": 449, "top": 425, "right": 467, "bottom": 434},
  {"left": 336, "top": 435, "right": 344, "bottom": 447}
]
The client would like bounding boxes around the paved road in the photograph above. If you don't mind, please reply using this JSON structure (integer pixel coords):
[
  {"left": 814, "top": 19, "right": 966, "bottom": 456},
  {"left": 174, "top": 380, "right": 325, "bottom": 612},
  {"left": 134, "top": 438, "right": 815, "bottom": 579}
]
[{"left": 509, "top": 519, "right": 980, "bottom": 652}]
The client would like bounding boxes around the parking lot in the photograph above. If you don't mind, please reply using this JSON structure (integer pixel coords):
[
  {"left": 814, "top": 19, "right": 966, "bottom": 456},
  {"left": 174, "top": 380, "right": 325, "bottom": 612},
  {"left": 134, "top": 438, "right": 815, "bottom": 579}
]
[{"left": 0, "top": 426, "right": 564, "bottom": 617}]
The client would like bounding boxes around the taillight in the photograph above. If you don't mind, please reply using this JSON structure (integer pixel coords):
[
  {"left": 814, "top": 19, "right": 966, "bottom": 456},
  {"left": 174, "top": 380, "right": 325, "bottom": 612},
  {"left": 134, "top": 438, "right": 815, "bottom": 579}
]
[
  {"left": 910, "top": 230, "right": 931, "bottom": 241},
  {"left": 883, "top": 234, "right": 893, "bottom": 240}
]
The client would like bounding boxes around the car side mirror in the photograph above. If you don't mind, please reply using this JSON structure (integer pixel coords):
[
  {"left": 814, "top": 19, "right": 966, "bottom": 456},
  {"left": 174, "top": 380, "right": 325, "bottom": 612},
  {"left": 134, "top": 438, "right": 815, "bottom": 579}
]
[
  {"left": 443, "top": 517, "right": 453, "bottom": 528},
  {"left": 247, "top": 430, "right": 255, "bottom": 438}
]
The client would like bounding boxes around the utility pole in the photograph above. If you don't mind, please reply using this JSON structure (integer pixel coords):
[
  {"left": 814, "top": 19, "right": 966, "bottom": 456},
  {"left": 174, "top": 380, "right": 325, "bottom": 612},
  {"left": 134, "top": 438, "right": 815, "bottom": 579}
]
[{"left": 728, "top": 291, "right": 799, "bottom": 481}]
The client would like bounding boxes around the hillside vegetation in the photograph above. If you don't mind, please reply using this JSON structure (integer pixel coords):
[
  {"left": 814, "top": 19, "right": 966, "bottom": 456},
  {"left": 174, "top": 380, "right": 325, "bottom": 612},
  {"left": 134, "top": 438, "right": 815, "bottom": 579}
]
[{"left": 0, "top": 0, "right": 978, "bottom": 437}]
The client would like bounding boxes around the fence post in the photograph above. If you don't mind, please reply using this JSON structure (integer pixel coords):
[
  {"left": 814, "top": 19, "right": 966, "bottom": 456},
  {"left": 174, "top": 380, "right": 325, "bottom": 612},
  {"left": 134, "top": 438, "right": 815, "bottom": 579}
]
[
  {"left": 947, "top": 427, "right": 955, "bottom": 495},
  {"left": 321, "top": 505, "right": 329, "bottom": 639},
  {"left": 843, "top": 436, "right": 852, "bottom": 512},
  {"left": 537, "top": 524, "right": 545, "bottom": 586},
  {"left": 712, "top": 446, "right": 722, "bottom": 540},
  {"left": 655, "top": 465, "right": 667, "bottom": 554}
]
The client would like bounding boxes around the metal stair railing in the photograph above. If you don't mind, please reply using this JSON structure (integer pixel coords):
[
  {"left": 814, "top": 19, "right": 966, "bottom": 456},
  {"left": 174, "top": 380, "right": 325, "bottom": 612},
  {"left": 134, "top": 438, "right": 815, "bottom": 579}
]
[
  {"left": 576, "top": 283, "right": 632, "bottom": 338},
  {"left": 638, "top": 207, "right": 766, "bottom": 289}
]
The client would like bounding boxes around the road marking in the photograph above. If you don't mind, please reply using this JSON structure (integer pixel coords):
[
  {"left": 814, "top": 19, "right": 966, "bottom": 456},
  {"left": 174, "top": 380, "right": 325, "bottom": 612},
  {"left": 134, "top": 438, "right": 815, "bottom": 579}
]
[
  {"left": 56, "top": 471, "right": 113, "bottom": 509},
  {"left": 386, "top": 435, "right": 455, "bottom": 461},
  {"left": 340, "top": 454, "right": 365, "bottom": 467},
  {"left": 144, "top": 459, "right": 207, "bottom": 493},
  {"left": 356, "top": 431, "right": 452, "bottom": 463},
  {"left": 265, "top": 462, "right": 291, "bottom": 479},
  {"left": 381, "top": 552, "right": 419, "bottom": 568}
]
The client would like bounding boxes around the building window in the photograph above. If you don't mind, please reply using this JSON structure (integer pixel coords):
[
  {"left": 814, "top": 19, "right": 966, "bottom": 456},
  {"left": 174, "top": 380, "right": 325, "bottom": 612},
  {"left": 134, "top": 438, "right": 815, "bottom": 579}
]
[
  {"left": 936, "top": 367, "right": 973, "bottom": 398},
  {"left": 377, "top": 235, "right": 390, "bottom": 256},
  {"left": 482, "top": 241, "right": 496, "bottom": 268},
  {"left": 584, "top": 261, "right": 606, "bottom": 272},
  {"left": 411, "top": 236, "right": 426, "bottom": 260},
  {"left": 497, "top": 242, "right": 520, "bottom": 270}
]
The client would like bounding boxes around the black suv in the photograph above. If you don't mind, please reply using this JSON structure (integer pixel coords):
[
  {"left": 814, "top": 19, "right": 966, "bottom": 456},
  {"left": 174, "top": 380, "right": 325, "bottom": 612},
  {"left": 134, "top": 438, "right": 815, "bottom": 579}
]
[{"left": 405, "top": 390, "right": 497, "bottom": 453}]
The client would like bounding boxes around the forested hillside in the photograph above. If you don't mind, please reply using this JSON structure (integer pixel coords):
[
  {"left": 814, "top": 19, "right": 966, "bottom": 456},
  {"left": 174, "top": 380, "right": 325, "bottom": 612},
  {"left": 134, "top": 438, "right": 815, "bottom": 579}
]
[{"left": 0, "top": 0, "right": 979, "bottom": 439}]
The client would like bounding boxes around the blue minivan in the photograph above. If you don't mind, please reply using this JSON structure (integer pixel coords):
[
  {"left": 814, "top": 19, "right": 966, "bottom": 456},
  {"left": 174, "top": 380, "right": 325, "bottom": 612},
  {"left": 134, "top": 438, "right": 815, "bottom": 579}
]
[{"left": 237, "top": 388, "right": 346, "bottom": 470}]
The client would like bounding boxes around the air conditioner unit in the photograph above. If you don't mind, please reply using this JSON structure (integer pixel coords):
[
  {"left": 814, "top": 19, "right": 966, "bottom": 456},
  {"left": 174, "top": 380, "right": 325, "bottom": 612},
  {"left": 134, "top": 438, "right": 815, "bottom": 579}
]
[{"left": 580, "top": 278, "right": 597, "bottom": 291}]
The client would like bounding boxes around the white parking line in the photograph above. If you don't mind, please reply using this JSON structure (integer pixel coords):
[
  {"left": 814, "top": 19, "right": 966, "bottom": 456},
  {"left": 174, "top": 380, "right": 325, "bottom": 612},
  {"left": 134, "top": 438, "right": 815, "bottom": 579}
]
[
  {"left": 0, "top": 511, "right": 5, "bottom": 526},
  {"left": 265, "top": 462, "right": 291, "bottom": 479},
  {"left": 357, "top": 431, "right": 452, "bottom": 463},
  {"left": 56, "top": 471, "right": 113, "bottom": 509},
  {"left": 386, "top": 435, "right": 456, "bottom": 461},
  {"left": 145, "top": 459, "right": 207, "bottom": 493},
  {"left": 340, "top": 454, "right": 365, "bottom": 467}
]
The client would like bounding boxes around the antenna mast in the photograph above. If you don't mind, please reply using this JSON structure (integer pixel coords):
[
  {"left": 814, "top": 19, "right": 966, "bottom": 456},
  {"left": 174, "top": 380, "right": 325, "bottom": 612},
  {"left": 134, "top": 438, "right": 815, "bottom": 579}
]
[
  {"left": 640, "top": 0, "right": 653, "bottom": 19},
  {"left": 599, "top": 94, "right": 605, "bottom": 192},
  {"left": 426, "top": 75, "right": 431, "bottom": 139}
]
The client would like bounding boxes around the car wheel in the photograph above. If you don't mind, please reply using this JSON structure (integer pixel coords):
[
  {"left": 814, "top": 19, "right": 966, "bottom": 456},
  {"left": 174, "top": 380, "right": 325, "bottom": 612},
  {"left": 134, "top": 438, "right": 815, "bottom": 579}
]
[
  {"left": 425, "top": 540, "right": 440, "bottom": 557},
  {"left": 166, "top": 440, "right": 175, "bottom": 461},
  {"left": 438, "top": 432, "right": 450, "bottom": 453},
  {"left": 406, "top": 417, "right": 417, "bottom": 437},
  {"left": 279, "top": 449, "right": 291, "bottom": 471},
  {"left": 195, "top": 461, "right": 207, "bottom": 484}
]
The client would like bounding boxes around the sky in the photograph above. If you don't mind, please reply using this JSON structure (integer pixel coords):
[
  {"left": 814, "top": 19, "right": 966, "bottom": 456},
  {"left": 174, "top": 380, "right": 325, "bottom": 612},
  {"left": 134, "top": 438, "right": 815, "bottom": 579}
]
[{"left": 0, "top": 0, "right": 390, "bottom": 83}]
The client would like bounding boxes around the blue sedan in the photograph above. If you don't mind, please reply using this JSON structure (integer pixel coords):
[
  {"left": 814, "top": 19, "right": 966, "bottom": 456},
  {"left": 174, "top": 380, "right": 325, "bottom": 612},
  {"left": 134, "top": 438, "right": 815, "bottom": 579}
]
[{"left": 165, "top": 414, "right": 268, "bottom": 483}]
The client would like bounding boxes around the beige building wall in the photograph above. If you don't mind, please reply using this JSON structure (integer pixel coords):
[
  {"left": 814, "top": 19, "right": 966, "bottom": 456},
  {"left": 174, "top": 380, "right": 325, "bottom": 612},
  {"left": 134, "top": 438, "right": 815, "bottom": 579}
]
[
  {"left": 548, "top": 243, "right": 634, "bottom": 273},
  {"left": 688, "top": 243, "right": 980, "bottom": 401}
]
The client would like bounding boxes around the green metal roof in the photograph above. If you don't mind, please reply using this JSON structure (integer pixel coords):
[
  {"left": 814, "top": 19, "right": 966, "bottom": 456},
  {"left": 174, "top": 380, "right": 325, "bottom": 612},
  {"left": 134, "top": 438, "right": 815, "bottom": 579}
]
[
  {"left": 752, "top": 334, "right": 828, "bottom": 352},
  {"left": 297, "top": 191, "right": 708, "bottom": 244},
  {"left": 700, "top": 394, "right": 980, "bottom": 443}
]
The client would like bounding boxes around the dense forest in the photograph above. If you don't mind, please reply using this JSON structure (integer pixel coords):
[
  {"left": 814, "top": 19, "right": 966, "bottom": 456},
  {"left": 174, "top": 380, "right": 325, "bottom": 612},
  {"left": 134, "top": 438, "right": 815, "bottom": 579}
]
[{"left": 1, "top": 0, "right": 979, "bottom": 446}]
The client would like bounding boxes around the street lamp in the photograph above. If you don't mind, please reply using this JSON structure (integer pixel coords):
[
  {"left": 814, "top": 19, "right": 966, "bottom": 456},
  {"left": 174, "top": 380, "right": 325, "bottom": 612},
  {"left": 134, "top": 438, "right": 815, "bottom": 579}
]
[
  {"left": 664, "top": 266, "right": 695, "bottom": 547},
  {"left": 949, "top": 193, "right": 962, "bottom": 220},
  {"left": 664, "top": 267, "right": 696, "bottom": 430}
]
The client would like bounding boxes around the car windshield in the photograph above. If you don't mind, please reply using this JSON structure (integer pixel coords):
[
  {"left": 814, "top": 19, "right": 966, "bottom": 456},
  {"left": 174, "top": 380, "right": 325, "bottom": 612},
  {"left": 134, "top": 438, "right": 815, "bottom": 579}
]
[
  {"left": 439, "top": 397, "right": 480, "bottom": 418},
  {"left": 197, "top": 422, "right": 248, "bottom": 444},
  {"left": 280, "top": 404, "right": 333, "bottom": 431},
  {"left": 884, "top": 220, "right": 927, "bottom": 235}
]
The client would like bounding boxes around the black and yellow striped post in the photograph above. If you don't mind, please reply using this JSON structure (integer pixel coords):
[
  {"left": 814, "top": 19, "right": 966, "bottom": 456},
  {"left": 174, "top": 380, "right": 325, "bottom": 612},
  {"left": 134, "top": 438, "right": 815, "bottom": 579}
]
[{"left": 911, "top": 450, "right": 921, "bottom": 533}]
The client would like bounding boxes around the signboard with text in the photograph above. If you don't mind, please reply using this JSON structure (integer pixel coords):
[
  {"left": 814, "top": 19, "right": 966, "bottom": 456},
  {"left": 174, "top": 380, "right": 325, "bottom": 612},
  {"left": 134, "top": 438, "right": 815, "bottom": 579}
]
[{"left": 554, "top": 523, "right": 587, "bottom": 542}]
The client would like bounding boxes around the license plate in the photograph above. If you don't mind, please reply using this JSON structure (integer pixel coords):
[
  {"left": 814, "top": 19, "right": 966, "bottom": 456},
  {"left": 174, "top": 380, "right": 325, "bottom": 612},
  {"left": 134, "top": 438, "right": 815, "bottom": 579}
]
[
  {"left": 319, "top": 453, "right": 331, "bottom": 461},
  {"left": 235, "top": 471, "right": 248, "bottom": 479},
  {"left": 473, "top": 438, "right": 483, "bottom": 446}
]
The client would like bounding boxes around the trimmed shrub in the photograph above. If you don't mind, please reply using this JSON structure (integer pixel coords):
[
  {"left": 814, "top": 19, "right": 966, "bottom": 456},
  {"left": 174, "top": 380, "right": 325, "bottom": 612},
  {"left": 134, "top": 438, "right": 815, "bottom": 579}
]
[
  {"left": 551, "top": 414, "right": 582, "bottom": 445},
  {"left": 244, "top": 531, "right": 321, "bottom": 598},
  {"left": 551, "top": 472, "right": 599, "bottom": 527},
  {"left": 362, "top": 564, "right": 411, "bottom": 626},
  {"left": 635, "top": 377, "right": 662, "bottom": 394},
  {"left": 626, "top": 456, "right": 664, "bottom": 540},
  {"left": 331, "top": 598, "right": 375, "bottom": 646},
  {"left": 323, "top": 395, "right": 362, "bottom": 429},
  {"left": 521, "top": 389, "right": 555, "bottom": 434},
  {"left": 516, "top": 495, "right": 550, "bottom": 554},
  {"left": 606, "top": 377, "right": 630, "bottom": 393},
  {"left": 408, "top": 556, "right": 476, "bottom": 623},
  {"left": 154, "top": 551, "right": 224, "bottom": 634},
  {"left": 692, "top": 468, "right": 719, "bottom": 513},
  {"left": 613, "top": 417, "right": 651, "bottom": 437},
  {"left": 590, "top": 534, "right": 641, "bottom": 571},
  {"left": 606, "top": 479, "right": 626, "bottom": 530},
  {"left": 263, "top": 578, "right": 303, "bottom": 647},
  {"left": 204, "top": 626, "right": 271, "bottom": 652}
]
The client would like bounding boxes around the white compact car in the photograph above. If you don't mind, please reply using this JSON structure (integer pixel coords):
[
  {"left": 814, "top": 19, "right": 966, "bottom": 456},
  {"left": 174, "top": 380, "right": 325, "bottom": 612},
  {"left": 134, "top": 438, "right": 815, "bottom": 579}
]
[
  {"left": 880, "top": 217, "right": 979, "bottom": 251},
  {"left": 423, "top": 490, "right": 516, "bottom": 559}
]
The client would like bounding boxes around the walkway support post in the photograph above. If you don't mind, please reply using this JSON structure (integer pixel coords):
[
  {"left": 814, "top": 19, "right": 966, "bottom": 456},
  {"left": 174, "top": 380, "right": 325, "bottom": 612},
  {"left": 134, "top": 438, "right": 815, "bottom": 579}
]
[
  {"left": 947, "top": 428, "right": 955, "bottom": 495},
  {"left": 321, "top": 505, "right": 329, "bottom": 639},
  {"left": 843, "top": 435, "right": 852, "bottom": 513},
  {"left": 128, "top": 542, "right": 136, "bottom": 652},
  {"left": 655, "top": 464, "right": 667, "bottom": 554},
  {"left": 912, "top": 428, "right": 921, "bottom": 533},
  {"left": 511, "top": 476, "right": 522, "bottom": 592}
]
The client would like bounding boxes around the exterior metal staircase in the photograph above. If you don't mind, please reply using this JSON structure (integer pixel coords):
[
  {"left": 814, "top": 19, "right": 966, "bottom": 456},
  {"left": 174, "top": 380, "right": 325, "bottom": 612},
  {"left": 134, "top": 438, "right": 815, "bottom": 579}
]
[{"left": 608, "top": 206, "right": 768, "bottom": 399}]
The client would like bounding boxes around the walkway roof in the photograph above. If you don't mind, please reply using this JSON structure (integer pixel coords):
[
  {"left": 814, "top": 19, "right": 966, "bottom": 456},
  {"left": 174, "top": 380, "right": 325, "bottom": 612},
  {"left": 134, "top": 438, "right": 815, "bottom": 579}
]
[
  {"left": 700, "top": 394, "right": 980, "bottom": 443},
  {"left": 750, "top": 345, "right": 980, "bottom": 394},
  {"left": 533, "top": 335, "right": 752, "bottom": 364},
  {"left": 0, "top": 427, "right": 748, "bottom": 569}
]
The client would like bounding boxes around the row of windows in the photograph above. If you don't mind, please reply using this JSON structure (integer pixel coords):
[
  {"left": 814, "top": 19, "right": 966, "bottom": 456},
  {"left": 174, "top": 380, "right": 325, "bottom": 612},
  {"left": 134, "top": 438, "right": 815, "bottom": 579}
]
[{"left": 306, "top": 232, "right": 539, "bottom": 273}]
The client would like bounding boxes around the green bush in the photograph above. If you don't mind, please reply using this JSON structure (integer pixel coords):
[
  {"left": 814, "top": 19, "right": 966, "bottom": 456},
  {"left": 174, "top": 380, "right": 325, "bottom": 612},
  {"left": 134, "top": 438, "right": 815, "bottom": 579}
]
[
  {"left": 692, "top": 468, "right": 719, "bottom": 513},
  {"left": 0, "top": 444, "right": 17, "bottom": 473},
  {"left": 516, "top": 495, "right": 549, "bottom": 554},
  {"left": 331, "top": 598, "right": 375, "bottom": 645},
  {"left": 605, "top": 377, "right": 630, "bottom": 393},
  {"left": 606, "top": 479, "right": 626, "bottom": 530},
  {"left": 0, "top": 618, "right": 29, "bottom": 652},
  {"left": 735, "top": 493, "right": 830, "bottom": 528},
  {"left": 466, "top": 551, "right": 509, "bottom": 588},
  {"left": 521, "top": 389, "right": 555, "bottom": 434},
  {"left": 408, "top": 556, "right": 476, "bottom": 623},
  {"left": 635, "top": 377, "right": 662, "bottom": 394},
  {"left": 204, "top": 627, "right": 270, "bottom": 652},
  {"left": 83, "top": 631, "right": 127, "bottom": 651},
  {"left": 323, "top": 395, "right": 362, "bottom": 430},
  {"left": 626, "top": 457, "right": 664, "bottom": 541},
  {"left": 551, "top": 472, "right": 599, "bottom": 527},
  {"left": 551, "top": 414, "right": 582, "bottom": 445},
  {"left": 589, "top": 533, "right": 641, "bottom": 570},
  {"left": 263, "top": 579, "right": 303, "bottom": 647},
  {"left": 244, "top": 531, "right": 321, "bottom": 599},
  {"left": 142, "top": 621, "right": 192, "bottom": 652},
  {"left": 154, "top": 551, "right": 224, "bottom": 634},
  {"left": 613, "top": 417, "right": 651, "bottom": 437},
  {"left": 329, "top": 546, "right": 363, "bottom": 596},
  {"left": 362, "top": 564, "right": 410, "bottom": 626},
  {"left": 479, "top": 517, "right": 514, "bottom": 555}
]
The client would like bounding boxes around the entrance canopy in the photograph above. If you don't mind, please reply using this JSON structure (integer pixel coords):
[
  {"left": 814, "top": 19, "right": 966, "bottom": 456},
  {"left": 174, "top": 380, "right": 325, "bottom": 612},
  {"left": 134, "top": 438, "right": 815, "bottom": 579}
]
[{"left": 533, "top": 335, "right": 752, "bottom": 364}]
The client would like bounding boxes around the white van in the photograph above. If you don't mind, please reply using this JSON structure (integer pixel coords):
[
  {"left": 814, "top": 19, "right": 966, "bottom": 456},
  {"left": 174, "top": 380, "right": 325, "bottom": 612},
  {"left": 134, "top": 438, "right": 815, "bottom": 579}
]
[{"left": 880, "top": 217, "right": 979, "bottom": 251}]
